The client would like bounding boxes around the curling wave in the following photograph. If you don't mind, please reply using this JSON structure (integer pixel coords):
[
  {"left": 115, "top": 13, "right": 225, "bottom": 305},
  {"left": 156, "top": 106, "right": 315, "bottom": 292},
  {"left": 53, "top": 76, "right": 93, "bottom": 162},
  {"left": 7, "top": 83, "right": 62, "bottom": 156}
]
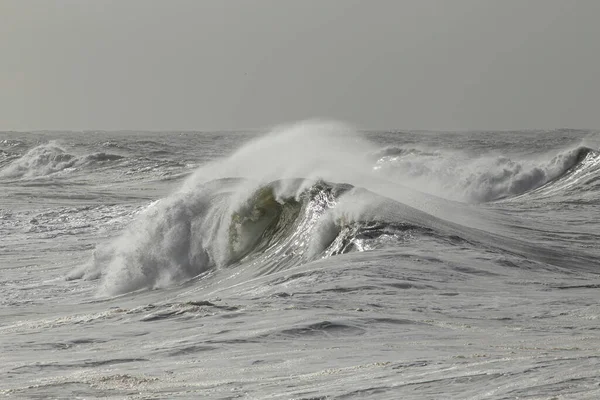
[{"left": 70, "top": 177, "right": 439, "bottom": 295}]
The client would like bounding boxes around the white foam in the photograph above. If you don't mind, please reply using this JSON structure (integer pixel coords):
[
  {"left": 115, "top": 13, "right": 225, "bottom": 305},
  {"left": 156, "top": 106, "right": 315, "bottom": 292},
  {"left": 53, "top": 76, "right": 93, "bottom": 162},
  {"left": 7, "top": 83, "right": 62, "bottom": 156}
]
[{"left": 374, "top": 145, "right": 595, "bottom": 202}]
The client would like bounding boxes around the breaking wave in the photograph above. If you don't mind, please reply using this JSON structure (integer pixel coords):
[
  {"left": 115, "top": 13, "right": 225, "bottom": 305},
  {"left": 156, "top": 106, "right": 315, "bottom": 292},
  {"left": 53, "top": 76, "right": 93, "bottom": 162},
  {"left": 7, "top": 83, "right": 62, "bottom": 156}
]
[
  {"left": 69, "top": 178, "right": 435, "bottom": 296},
  {"left": 373, "top": 145, "right": 599, "bottom": 202},
  {"left": 0, "top": 142, "right": 124, "bottom": 179},
  {"left": 69, "top": 122, "right": 437, "bottom": 295},
  {"left": 69, "top": 121, "right": 600, "bottom": 296}
]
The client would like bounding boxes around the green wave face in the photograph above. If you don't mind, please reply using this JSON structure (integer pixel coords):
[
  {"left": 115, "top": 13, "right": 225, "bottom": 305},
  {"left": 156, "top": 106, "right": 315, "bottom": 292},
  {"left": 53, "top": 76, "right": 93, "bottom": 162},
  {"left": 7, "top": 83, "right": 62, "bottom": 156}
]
[{"left": 228, "top": 185, "right": 301, "bottom": 263}]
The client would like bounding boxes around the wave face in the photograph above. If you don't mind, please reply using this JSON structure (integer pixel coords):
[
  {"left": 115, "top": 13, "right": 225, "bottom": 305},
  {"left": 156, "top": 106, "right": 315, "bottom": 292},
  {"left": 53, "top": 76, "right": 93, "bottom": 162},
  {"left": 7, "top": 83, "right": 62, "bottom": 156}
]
[{"left": 373, "top": 144, "right": 599, "bottom": 202}]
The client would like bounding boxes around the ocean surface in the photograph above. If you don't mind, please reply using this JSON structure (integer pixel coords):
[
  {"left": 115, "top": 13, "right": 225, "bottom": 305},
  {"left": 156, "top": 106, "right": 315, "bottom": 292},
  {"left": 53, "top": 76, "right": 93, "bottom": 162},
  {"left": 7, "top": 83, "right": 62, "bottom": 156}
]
[{"left": 1, "top": 122, "right": 599, "bottom": 399}]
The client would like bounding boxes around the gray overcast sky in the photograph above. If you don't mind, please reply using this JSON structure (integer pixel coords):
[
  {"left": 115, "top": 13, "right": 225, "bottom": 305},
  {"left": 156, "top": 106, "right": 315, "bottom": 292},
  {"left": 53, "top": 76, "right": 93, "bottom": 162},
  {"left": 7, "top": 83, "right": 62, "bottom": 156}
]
[{"left": 1, "top": 0, "right": 599, "bottom": 131}]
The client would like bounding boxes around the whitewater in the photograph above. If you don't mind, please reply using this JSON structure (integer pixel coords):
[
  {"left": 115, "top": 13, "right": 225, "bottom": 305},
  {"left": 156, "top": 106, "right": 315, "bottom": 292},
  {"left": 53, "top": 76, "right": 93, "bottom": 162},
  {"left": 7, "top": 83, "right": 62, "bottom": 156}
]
[{"left": 1, "top": 122, "right": 600, "bottom": 399}]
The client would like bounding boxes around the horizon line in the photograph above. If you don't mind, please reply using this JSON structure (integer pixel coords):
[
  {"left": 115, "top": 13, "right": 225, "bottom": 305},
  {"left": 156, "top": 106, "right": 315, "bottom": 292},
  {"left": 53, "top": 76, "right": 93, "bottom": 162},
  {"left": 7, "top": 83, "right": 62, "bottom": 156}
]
[{"left": 1, "top": 127, "right": 597, "bottom": 134}]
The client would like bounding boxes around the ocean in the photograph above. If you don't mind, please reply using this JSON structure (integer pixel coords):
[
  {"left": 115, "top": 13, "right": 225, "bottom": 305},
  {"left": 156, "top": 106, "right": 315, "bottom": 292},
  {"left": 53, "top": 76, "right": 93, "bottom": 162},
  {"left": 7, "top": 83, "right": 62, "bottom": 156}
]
[{"left": 1, "top": 121, "right": 599, "bottom": 399}]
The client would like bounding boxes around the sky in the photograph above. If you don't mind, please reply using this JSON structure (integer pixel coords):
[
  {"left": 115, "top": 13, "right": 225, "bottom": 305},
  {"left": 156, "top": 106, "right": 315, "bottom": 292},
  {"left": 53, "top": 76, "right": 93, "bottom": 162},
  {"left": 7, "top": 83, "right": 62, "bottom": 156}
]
[{"left": 1, "top": 0, "right": 599, "bottom": 131}]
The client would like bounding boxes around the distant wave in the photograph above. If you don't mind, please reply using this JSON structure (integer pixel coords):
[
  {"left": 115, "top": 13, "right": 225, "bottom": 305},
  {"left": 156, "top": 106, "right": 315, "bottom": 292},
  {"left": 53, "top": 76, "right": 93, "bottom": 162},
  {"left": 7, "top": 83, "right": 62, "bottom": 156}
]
[
  {"left": 508, "top": 147, "right": 600, "bottom": 200},
  {"left": 374, "top": 145, "right": 599, "bottom": 202},
  {"left": 0, "top": 142, "right": 125, "bottom": 179},
  {"left": 83, "top": 152, "right": 125, "bottom": 163},
  {"left": 0, "top": 138, "right": 25, "bottom": 147}
]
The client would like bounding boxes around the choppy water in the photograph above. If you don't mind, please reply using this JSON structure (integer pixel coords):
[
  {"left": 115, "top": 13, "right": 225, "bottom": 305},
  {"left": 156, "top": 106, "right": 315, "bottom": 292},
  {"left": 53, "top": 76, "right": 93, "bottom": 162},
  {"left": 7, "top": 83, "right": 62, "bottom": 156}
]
[{"left": 2, "top": 122, "right": 600, "bottom": 399}]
